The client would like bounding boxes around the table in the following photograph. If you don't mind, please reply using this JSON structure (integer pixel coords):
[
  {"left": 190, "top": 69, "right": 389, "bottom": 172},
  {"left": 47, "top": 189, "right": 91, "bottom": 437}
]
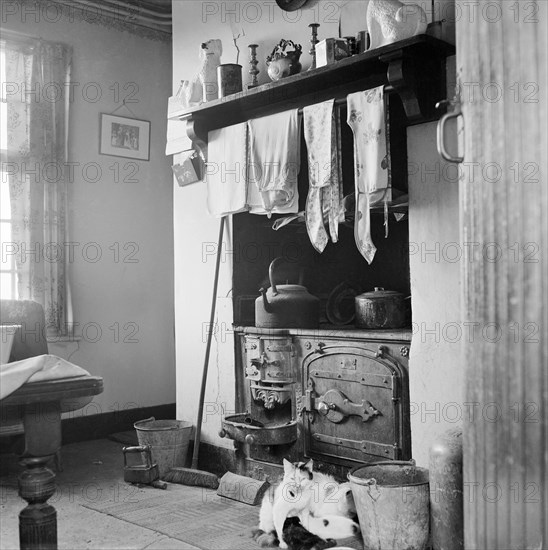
[{"left": 1, "top": 375, "right": 104, "bottom": 550}]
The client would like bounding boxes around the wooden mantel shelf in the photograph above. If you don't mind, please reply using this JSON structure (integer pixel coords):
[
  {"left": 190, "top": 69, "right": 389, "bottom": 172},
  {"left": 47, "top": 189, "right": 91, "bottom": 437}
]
[{"left": 171, "top": 35, "right": 455, "bottom": 150}]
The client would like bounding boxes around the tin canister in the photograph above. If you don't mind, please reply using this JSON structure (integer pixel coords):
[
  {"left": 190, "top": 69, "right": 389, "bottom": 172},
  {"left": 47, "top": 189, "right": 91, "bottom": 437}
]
[{"left": 218, "top": 64, "right": 243, "bottom": 98}]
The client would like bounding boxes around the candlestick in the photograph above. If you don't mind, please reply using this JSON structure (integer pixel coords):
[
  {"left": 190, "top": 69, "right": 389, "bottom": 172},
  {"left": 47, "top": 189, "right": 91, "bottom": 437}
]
[
  {"left": 247, "top": 44, "right": 259, "bottom": 89},
  {"left": 308, "top": 23, "right": 320, "bottom": 71}
]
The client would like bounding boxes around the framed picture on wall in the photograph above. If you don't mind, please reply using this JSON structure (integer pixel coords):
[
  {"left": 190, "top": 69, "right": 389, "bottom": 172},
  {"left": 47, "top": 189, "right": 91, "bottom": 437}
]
[{"left": 99, "top": 114, "right": 150, "bottom": 161}]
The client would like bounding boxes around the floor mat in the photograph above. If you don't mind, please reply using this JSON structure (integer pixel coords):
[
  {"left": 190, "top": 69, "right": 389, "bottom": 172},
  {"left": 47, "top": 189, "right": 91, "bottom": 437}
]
[
  {"left": 82, "top": 483, "right": 363, "bottom": 550},
  {"left": 107, "top": 431, "right": 139, "bottom": 446},
  {"left": 83, "top": 483, "right": 260, "bottom": 550}
]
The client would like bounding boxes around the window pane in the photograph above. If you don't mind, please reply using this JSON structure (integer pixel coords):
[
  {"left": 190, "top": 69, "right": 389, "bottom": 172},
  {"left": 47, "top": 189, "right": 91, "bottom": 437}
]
[
  {"left": 0, "top": 45, "right": 6, "bottom": 151},
  {"left": 0, "top": 44, "right": 18, "bottom": 301},
  {"left": 1, "top": 220, "right": 13, "bottom": 266},
  {"left": 0, "top": 271, "right": 15, "bottom": 300},
  {"left": 0, "top": 173, "right": 10, "bottom": 219}
]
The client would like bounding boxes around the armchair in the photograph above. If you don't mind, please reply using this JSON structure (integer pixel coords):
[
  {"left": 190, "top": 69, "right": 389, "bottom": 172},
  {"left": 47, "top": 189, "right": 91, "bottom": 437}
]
[{"left": 1, "top": 300, "right": 50, "bottom": 444}]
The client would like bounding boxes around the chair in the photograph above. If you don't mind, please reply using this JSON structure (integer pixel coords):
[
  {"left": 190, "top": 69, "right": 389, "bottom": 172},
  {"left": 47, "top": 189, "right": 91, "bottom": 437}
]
[
  {"left": 1, "top": 299, "right": 49, "bottom": 361},
  {"left": 0, "top": 299, "right": 61, "bottom": 468}
]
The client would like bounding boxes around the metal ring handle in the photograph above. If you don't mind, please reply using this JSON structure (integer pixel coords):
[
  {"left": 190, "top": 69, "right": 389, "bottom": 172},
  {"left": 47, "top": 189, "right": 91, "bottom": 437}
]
[
  {"left": 437, "top": 102, "right": 464, "bottom": 164},
  {"left": 268, "top": 257, "right": 304, "bottom": 295},
  {"left": 269, "top": 257, "right": 283, "bottom": 295}
]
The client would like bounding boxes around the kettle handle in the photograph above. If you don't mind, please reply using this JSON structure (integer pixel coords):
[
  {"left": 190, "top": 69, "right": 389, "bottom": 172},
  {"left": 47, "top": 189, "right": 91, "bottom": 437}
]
[
  {"left": 269, "top": 257, "right": 304, "bottom": 295},
  {"left": 269, "top": 258, "right": 281, "bottom": 295}
]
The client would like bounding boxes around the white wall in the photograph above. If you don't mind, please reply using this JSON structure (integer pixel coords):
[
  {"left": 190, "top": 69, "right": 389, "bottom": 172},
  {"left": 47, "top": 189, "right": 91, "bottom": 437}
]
[
  {"left": 3, "top": 5, "right": 175, "bottom": 416},
  {"left": 172, "top": 0, "right": 460, "bottom": 451},
  {"left": 408, "top": 121, "right": 463, "bottom": 466}
]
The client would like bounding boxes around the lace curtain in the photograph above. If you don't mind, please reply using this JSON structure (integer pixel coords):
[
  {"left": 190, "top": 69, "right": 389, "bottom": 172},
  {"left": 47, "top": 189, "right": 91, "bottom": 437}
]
[{"left": 5, "top": 36, "right": 72, "bottom": 335}]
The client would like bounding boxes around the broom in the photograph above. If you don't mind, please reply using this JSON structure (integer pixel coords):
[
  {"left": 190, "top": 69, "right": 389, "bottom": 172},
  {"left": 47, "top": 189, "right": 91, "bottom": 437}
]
[{"left": 163, "top": 217, "right": 225, "bottom": 489}]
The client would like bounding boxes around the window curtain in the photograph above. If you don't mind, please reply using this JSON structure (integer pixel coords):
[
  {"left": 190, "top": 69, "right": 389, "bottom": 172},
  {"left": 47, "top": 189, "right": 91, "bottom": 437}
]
[{"left": 5, "top": 37, "right": 72, "bottom": 336}]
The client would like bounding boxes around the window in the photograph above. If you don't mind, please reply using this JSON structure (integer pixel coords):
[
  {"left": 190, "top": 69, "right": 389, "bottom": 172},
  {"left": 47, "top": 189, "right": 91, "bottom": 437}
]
[
  {"left": 0, "top": 35, "right": 72, "bottom": 335},
  {"left": 0, "top": 44, "right": 18, "bottom": 299}
]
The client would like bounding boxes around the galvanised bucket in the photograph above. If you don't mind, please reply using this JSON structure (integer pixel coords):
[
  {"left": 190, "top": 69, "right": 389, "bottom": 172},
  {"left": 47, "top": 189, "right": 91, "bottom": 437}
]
[{"left": 348, "top": 460, "right": 430, "bottom": 550}]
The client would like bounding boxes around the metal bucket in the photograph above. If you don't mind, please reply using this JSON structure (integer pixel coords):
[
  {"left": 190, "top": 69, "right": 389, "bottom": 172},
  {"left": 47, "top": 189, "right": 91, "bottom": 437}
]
[
  {"left": 134, "top": 418, "right": 193, "bottom": 478},
  {"left": 348, "top": 460, "right": 430, "bottom": 550}
]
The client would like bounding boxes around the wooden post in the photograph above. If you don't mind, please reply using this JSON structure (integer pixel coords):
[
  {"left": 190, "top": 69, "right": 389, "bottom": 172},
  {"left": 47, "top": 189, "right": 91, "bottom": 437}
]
[
  {"left": 18, "top": 403, "right": 61, "bottom": 550},
  {"left": 457, "top": 1, "right": 547, "bottom": 547},
  {"left": 18, "top": 457, "right": 57, "bottom": 550}
]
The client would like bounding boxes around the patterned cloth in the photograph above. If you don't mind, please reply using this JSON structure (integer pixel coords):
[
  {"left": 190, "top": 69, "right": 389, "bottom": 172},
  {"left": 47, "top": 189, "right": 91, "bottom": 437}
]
[
  {"left": 205, "top": 122, "right": 248, "bottom": 217},
  {"left": 303, "top": 100, "right": 343, "bottom": 253},
  {"left": 5, "top": 38, "right": 72, "bottom": 334},
  {"left": 247, "top": 110, "right": 300, "bottom": 217},
  {"left": 347, "top": 87, "right": 391, "bottom": 263}
]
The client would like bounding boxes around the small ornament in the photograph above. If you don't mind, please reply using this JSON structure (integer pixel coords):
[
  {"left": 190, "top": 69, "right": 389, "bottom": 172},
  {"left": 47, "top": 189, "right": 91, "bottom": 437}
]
[
  {"left": 308, "top": 23, "right": 320, "bottom": 71},
  {"left": 247, "top": 44, "right": 259, "bottom": 89},
  {"left": 266, "top": 39, "right": 302, "bottom": 81}
]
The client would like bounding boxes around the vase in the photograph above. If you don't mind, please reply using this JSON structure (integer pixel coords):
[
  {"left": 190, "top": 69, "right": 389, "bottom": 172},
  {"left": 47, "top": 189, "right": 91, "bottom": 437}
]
[{"left": 266, "top": 54, "right": 302, "bottom": 81}]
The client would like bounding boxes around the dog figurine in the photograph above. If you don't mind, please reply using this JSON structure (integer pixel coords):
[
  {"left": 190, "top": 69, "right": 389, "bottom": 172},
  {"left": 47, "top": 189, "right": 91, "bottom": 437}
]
[
  {"left": 181, "top": 39, "right": 222, "bottom": 106},
  {"left": 367, "top": 0, "right": 428, "bottom": 49}
]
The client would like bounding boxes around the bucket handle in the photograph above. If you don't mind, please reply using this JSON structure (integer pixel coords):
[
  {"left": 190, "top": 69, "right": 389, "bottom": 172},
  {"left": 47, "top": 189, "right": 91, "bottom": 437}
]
[
  {"left": 364, "top": 478, "right": 382, "bottom": 501},
  {"left": 134, "top": 416, "right": 155, "bottom": 428}
]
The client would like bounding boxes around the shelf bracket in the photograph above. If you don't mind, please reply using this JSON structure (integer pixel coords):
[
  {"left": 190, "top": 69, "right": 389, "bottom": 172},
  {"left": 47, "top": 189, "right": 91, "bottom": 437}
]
[
  {"left": 185, "top": 117, "right": 208, "bottom": 164},
  {"left": 381, "top": 47, "right": 448, "bottom": 124}
]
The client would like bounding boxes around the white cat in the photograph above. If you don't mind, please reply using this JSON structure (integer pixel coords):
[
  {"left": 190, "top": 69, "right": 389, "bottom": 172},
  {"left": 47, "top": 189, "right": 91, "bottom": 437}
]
[
  {"left": 256, "top": 459, "right": 359, "bottom": 549},
  {"left": 367, "top": 0, "right": 428, "bottom": 50}
]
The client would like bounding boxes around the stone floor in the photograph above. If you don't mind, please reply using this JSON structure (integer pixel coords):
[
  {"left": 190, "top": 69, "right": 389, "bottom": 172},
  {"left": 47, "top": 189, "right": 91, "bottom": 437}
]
[
  {"left": 0, "top": 439, "right": 365, "bottom": 550},
  {"left": 0, "top": 439, "right": 202, "bottom": 550}
]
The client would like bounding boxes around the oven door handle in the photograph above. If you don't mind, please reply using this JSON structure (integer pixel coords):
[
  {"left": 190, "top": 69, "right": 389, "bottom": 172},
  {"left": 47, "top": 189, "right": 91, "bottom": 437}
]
[{"left": 314, "top": 389, "right": 381, "bottom": 423}]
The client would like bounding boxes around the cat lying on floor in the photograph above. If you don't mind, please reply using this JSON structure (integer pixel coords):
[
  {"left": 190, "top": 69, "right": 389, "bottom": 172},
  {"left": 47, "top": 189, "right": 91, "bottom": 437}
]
[
  {"left": 259, "top": 516, "right": 337, "bottom": 550},
  {"left": 252, "top": 459, "right": 359, "bottom": 549}
]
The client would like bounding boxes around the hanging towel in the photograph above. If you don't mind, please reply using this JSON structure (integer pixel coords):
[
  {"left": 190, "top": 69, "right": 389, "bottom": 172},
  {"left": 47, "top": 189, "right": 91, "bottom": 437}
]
[
  {"left": 247, "top": 110, "right": 300, "bottom": 217},
  {"left": 303, "top": 99, "right": 343, "bottom": 253},
  {"left": 347, "top": 87, "right": 390, "bottom": 263},
  {"left": 205, "top": 122, "right": 248, "bottom": 217}
]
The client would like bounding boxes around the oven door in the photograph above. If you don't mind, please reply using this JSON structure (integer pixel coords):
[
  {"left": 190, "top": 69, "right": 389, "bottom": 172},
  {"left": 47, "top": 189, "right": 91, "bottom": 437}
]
[{"left": 301, "top": 343, "right": 409, "bottom": 466}]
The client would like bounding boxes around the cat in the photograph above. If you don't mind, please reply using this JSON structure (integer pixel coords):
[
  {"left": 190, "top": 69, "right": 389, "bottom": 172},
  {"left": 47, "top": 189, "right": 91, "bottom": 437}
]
[
  {"left": 367, "top": 0, "right": 428, "bottom": 50},
  {"left": 253, "top": 459, "right": 359, "bottom": 549},
  {"left": 253, "top": 514, "right": 359, "bottom": 549},
  {"left": 274, "top": 516, "right": 338, "bottom": 550}
]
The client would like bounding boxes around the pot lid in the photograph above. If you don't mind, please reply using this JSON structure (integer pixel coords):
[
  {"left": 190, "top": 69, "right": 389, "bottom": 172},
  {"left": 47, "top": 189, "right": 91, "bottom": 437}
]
[{"left": 356, "top": 287, "right": 405, "bottom": 299}]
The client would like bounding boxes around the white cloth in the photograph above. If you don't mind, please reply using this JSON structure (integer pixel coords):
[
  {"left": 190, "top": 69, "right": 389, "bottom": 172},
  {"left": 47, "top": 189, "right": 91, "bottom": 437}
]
[
  {"left": 0, "top": 354, "right": 91, "bottom": 400},
  {"left": 205, "top": 122, "right": 248, "bottom": 217},
  {"left": 347, "top": 87, "right": 390, "bottom": 263},
  {"left": 303, "top": 99, "right": 343, "bottom": 253},
  {"left": 247, "top": 110, "right": 300, "bottom": 217}
]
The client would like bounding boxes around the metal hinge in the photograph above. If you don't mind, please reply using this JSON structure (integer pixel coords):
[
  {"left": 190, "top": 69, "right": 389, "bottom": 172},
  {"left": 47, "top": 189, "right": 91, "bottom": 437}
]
[{"left": 311, "top": 433, "right": 399, "bottom": 459}]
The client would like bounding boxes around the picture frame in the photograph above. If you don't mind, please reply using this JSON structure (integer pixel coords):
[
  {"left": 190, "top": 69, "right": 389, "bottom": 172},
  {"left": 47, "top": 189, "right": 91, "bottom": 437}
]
[{"left": 99, "top": 114, "right": 150, "bottom": 161}]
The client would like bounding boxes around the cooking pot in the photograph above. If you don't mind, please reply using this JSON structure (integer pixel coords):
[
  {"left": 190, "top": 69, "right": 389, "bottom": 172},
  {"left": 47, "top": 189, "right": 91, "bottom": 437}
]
[
  {"left": 255, "top": 257, "right": 320, "bottom": 328},
  {"left": 355, "top": 287, "right": 406, "bottom": 329}
]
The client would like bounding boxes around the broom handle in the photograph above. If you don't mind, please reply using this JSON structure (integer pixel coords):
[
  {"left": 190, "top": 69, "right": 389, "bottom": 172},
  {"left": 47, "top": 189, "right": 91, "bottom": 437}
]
[{"left": 192, "top": 216, "right": 225, "bottom": 470}]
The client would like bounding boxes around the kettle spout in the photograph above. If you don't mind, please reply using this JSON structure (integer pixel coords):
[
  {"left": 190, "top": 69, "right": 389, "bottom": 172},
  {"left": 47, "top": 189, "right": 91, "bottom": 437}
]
[{"left": 259, "top": 288, "right": 273, "bottom": 313}]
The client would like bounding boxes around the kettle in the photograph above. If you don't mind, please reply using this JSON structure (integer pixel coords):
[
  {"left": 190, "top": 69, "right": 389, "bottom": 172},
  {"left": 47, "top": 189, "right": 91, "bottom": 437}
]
[{"left": 255, "top": 257, "right": 320, "bottom": 328}]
